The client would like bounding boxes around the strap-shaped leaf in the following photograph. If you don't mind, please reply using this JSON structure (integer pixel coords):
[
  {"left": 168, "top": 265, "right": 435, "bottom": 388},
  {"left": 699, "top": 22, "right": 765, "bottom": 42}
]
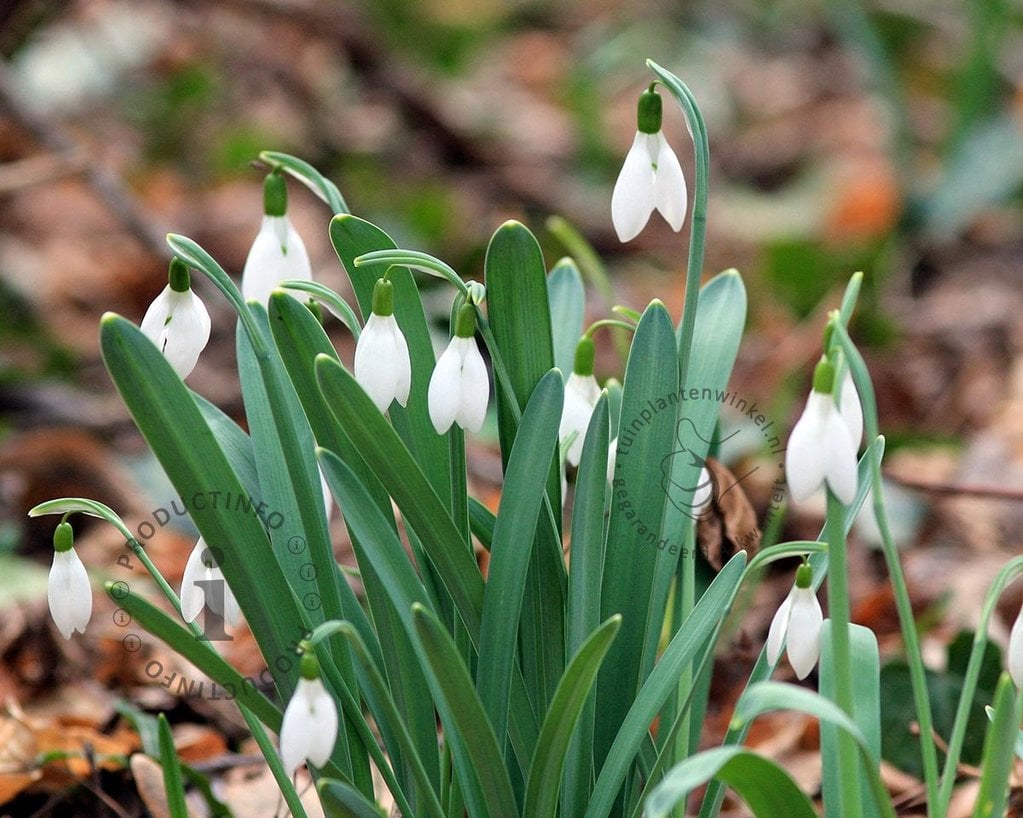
[
  {"left": 411, "top": 604, "right": 518, "bottom": 818},
  {"left": 645, "top": 747, "right": 818, "bottom": 818},
  {"left": 563, "top": 394, "right": 610, "bottom": 815},
  {"left": 236, "top": 307, "right": 340, "bottom": 630},
  {"left": 314, "top": 354, "right": 484, "bottom": 636},
  {"left": 731, "top": 681, "right": 896, "bottom": 818},
  {"left": 820, "top": 622, "right": 882, "bottom": 818},
  {"left": 524, "top": 615, "right": 621, "bottom": 818},
  {"left": 102, "top": 583, "right": 280, "bottom": 730},
  {"left": 100, "top": 313, "right": 305, "bottom": 694},
  {"left": 586, "top": 552, "right": 747, "bottom": 818},
  {"left": 156, "top": 715, "right": 188, "bottom": 818},
  {"left": 973, "top": 674, "right": 1021, "bottom": 818},
  {"left": 485, "top": 219, "right": 566, "bottom": 712},
  {"left": 644, "top": 270, "right": 748, "bottom": 671},
  {"left": 596, "top": 300, "right": 679, "bottom": 763},
  {"left": 477, "top": 369, "right": 563, "bottom": 747},
  {"left": 547, "top": 257, "right": 585, "bottom": 380}
]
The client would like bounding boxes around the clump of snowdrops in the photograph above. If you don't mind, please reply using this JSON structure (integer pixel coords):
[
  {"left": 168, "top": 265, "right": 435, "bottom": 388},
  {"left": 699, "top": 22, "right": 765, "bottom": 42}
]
[{"left": 32, "top": 60, "right": 1023, "bottom": 818}]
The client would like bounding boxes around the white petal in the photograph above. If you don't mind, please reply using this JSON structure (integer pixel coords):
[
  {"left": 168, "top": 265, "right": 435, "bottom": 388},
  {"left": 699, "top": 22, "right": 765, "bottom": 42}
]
[
  {"left": 354, "top": 314, "right": 405, "bottom": 412},
  {"left": 838, "top": 370, "right": 863, "bottom": 450},
  {"left": 653, "top": 132, "right": 687, "bottom": 231},
  {"left": 279, "top": 680, "right": 318, "bottom": 775},
  {"left": 607, "top": 437, "right": 618, "bottom": 484},
  {"left": 221, "top": 576, "right": 243, "bottom": 628},
  {"left": 822, "top": 404, "right": 859, "bottom": 505},
  {"left": 765, "top": 591, "right": 793, "bottom": 665},
  {"left": 560, "top": 387, "right": 595, "bottom": 467},
  {"left": 48, "top": 548, "right": 92, "bottom": 639},
  {"left": 611, "top": 132, "right": 656, "bottom": 242},
  {"left": 241, "top": 216, "right": 313, "bottom": 305},
  {"left": 566, "top": 372, "right": 600, "bottom": 407},
  {"left": 305, "top": 680, "right": 338, "bottom": 767},
  {"left": 786, "top": 587, "right": 823, "bottom": 680},
  {"left": 560, "top": 374, "right": 599, "bottom": 467},
  {"left": 692, "top": 466, "right": 713, "bottom": 516},
  {"left": 391, "top": 321, "right": 412, "bottom": 408},
  {"left": 1009, "top": 606, "right": 1023, "bottom": 688},
  {"left": 179, "top": 538, "right": 209, "bottom": 623},
  {"left": 785, "top": 392, "right": 829, "bottom": 503},
  {"left": 454, "top": 338, "right": 489, "bottom": 433},
  {"left": 428, "top": 340, "right": 462, "bottom": 434},
  {"left": 139, "top": 287, "right": 172, "bottom": 342},
  {"left": 319, "top": 466, "right": 333, "bottom": 522}
]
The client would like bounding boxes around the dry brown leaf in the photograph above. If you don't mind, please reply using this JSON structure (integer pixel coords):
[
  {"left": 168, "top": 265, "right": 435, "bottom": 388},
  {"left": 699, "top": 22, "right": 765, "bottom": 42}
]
[{"left": 697, "top": 458, "right": 762, "bottom": 570}]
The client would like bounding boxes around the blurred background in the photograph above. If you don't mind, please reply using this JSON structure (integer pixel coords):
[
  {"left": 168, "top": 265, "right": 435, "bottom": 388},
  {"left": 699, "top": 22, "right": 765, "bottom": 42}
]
[{"left": 1, "top": 0, "right": 1023, "bottom": 814}]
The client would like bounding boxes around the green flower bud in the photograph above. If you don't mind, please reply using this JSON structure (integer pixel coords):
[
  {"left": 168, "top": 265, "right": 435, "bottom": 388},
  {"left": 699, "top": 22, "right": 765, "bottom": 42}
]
[{"left": 795, "top": 562, "right": 813, "bottom": 589}]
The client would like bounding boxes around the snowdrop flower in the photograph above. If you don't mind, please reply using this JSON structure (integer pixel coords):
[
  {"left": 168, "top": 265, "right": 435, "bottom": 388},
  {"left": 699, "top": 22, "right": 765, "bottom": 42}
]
[
  {"left": 766, "top": 563, "right": 823, "bottom": 680},
  {"left": 180, "top": 537, "right": 241, "bottom": 627},
  {"left": 428, "top": 303, "right": 489, "bottom": 434},
  {"left": 280, "top": 653, "right": 338, "bottom": 775},
  {"left": 140, "top": 258, "right": 211, "bottom": 379},
  {"left": 48, "top": 521, "right": 91, "bottom": 640},
  {"left": 611, "top": 87, "right": 687, "bottom": 242},
  {"left": 837, "top": 368, "right": 863, "bottom": 450},
  {"left": 560, "top": 337, "right": 601, "bottom": 466},
  {"left": 1009, "top": 605, "right": 1023, "bottom": 688},
  {"left": 354, "top": 278, "right": 411, "bottom": 412},
  {"left": 241, "top": 172, "right": 312, "bottom": 305},
  {"left": 786, "top": 359, "right": 858, "bottom": 505}
]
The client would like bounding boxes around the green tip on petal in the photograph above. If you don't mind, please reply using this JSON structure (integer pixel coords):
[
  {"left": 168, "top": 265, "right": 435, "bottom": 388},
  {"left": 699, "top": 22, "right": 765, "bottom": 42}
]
[
  {"left": 637, "top": 88, "right": 662, "bottom": 134},
  {"left": 371, "top": 278, "right": 394, "bottom": 316},
  {"left": 299, "top": 652, "right": 319, "bottom": 681},
  {"left": 795, "top": 562, "right": 813, "bottom": 589},
  {"left": 168, "top": 257, "right": 191, "bottom": 293},
  {"left": 454, "top": 302, "right": 476, "bottom": 338},
  {"left": 573, "top": 336, "right": 595, "bottom": 376},
  {"left": 811, "top": 357, "right": 836, "bottom": 395},
  {"left": 263, "top": 171, "right": 288, "bottom": 217},
  {"left": 53, "top": 521, "right": 74, "bottom": 553}
]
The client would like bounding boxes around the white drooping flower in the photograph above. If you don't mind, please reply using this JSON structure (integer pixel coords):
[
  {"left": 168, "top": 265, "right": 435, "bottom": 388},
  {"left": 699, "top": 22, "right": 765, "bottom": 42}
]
[
  {"left": 611, "top": 88, "right": 687, "bottom": 242},
  {"left": 766, "top": 564, "right": 823, "bottom": 680},
  {"left": 240, "top": 172, "right": 312, "bottom": 305},
  {"left": 428, "top": 305, "right": 489, "bottom": 434},
  {"left": 180, "top": 537, "right": 241, "bottom": 627},
  {"left": 48, "top": 522, "right": 92, "bottom": 640},
  {"left": 140, "top": 259, "right": 211, "bottom": 379},
  {"left": 280, "top": 654, "right": 338, "bottom": 775},
  {"left": 838, "top": 369, "right": 863, "bottom": 450},
  {"left": 560, "top": 338, "right": 601, "bottom": 466},
  {"left": 354, "top": 279, "right": 411, "bottom": 413},
  {"left": 1009, "top": 605, "right": 1023, "bottom": 688},
  {"left": 786, "top": 359, "right": 858, "bottom": 505}
]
